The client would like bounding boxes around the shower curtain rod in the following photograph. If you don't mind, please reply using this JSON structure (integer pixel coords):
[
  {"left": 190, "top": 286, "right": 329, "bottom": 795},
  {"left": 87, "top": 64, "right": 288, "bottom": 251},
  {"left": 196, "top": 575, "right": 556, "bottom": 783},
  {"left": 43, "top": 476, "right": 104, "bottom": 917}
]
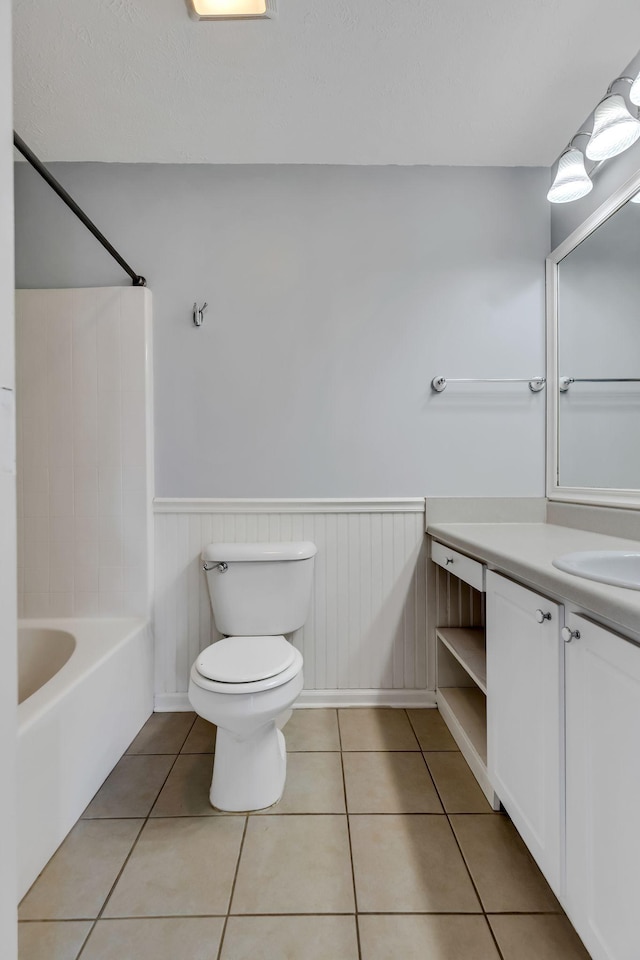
[{"left": 13, "top": 132, "right": 146, "bottom": 287}]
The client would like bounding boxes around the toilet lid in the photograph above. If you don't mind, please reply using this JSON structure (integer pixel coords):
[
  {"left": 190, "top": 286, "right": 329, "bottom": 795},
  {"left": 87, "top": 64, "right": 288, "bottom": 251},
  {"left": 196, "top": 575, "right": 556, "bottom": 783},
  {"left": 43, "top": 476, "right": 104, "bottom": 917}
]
[{"left": 195, "top": 635, "right": 296, "bottom": 684}]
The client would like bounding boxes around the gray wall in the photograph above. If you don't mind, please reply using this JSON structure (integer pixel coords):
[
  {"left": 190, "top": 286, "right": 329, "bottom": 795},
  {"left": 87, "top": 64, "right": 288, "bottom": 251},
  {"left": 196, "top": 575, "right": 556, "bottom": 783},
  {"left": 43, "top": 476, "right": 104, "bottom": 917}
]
[{"left": 14, "top": 163, "right": 549, "bottom": 498}]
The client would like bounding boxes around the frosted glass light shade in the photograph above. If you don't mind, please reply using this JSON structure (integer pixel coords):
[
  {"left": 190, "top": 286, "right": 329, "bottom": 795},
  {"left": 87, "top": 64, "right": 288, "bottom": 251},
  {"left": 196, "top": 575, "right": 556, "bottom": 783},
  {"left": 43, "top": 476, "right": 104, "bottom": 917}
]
[
  {"left": 586, "top": 95, "right": 640, "bottom": 161},
  {"left": 189, "top": 0, "right": 275, "bottom": 18},
  {"left": 547, "top": 149, "right": 593, "bottom": 203},
  {"left": 630, "top": 190, "right": 640, "bottom": 203},
  {"left": 630, "top": 71, "right": 640, "bottom": 106}
]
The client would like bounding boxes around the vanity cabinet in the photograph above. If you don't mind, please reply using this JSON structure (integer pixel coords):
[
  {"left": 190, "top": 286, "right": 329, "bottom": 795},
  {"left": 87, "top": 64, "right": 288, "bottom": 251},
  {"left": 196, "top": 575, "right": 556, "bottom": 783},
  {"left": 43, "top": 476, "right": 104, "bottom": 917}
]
[
  {"left": 429, "top": 523, "right": 640, "bottom": 960},
  {"left": 431, "top": 541, "right": 485, "bottom": 592},
  {"left": 485, "top": 572, "right": 564, "bottom": 895},
  {"left": 564, "top": 614, "right": 640, "bottom": 960}
]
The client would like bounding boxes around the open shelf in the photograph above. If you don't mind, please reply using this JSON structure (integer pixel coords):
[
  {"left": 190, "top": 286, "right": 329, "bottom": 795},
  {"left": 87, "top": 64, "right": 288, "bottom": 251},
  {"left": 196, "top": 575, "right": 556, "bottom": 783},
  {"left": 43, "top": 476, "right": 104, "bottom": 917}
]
[
  {"left": 437, "top": 685, "right": 487, "bottom": 763},
  {"left": 437, "top": 685, "right": 497, "bottom": 807},
  {"left": 436, "top": 627, "right": 486, "bottom": 693},
  {"left": 431, "top": 547, "right": 498, "bottom": 809}
]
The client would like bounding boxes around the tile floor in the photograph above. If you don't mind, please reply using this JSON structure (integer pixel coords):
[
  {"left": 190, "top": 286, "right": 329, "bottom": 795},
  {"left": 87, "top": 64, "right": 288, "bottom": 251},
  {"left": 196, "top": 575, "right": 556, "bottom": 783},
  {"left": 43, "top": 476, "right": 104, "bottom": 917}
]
[{"left": 18, "top": 708, "right": 592, "bottom": 960}]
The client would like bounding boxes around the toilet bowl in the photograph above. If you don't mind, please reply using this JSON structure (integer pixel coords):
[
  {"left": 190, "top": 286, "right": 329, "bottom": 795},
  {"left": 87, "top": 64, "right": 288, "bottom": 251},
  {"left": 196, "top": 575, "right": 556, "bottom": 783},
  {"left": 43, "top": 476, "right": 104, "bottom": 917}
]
[
  {"left": 187, "top": 541, "right": 316, "bottom": 811},
  {"left": 189, "top": 636, "right": 303, "bottom": 811}
]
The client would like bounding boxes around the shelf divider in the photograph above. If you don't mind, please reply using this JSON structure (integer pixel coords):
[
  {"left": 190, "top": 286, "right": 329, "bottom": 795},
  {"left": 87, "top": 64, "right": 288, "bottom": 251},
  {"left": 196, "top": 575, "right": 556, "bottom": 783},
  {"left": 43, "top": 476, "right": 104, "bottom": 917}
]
[{"left": 436, "top": 626, "right": 486, "bottom": 693}]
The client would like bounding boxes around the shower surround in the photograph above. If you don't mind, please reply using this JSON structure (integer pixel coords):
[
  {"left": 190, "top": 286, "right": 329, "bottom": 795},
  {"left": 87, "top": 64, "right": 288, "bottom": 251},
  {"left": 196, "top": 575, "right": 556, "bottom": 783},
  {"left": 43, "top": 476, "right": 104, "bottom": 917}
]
[
  {"left": 15, "top": 287, "right": 154, "bottom": 618},
  {"left": 15, "top": 286, "right": 155, "bottom": 898}
]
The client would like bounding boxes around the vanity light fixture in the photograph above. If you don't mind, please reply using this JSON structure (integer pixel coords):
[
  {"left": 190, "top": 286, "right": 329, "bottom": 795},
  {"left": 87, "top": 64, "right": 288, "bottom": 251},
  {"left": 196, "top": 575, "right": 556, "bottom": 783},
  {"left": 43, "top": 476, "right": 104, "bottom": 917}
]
[
  {"left": 547, "top": 133, "right": 593, "bottom": 204},
  {"left": 550, "top": 74, "right": 640, "bottom": 202},
  {"left": 585, "top": 79, "right": 640, "bottom": 161},
  {"left": 188, "top": 0, "right": 276, "bottom": 20},
  {"left": 629, "top": 190, "right": 640, "bottom": 203}
]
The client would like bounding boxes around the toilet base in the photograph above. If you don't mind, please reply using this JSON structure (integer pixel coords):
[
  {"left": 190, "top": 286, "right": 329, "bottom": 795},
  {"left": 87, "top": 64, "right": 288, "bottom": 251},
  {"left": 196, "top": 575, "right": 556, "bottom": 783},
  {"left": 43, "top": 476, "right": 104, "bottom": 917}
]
[{"left": 210, "top": 722, "right": 287, "bottom": 812}]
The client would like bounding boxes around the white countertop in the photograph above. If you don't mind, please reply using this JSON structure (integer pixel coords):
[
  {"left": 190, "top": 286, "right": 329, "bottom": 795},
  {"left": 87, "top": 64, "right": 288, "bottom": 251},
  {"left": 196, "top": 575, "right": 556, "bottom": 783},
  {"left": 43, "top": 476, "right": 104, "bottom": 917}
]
[{"left": 427, "top": 522, "right": 640, "bottom": 640}]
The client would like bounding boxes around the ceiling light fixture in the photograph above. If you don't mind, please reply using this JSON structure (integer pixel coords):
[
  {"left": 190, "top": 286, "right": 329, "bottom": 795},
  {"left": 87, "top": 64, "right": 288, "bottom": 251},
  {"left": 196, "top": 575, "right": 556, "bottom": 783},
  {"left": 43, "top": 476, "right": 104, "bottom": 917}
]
[
  {"left": 630, "top": 71, "right": 640, "bottom": 106},
  {"left": 585, "top": 79, "right": 640, "bottom": 161},
  {"left": 188, "top": 0, "right": 276, "bottom": 20},
  {"left": 547, "top": 133, "right": 593, "bottom": 204}
]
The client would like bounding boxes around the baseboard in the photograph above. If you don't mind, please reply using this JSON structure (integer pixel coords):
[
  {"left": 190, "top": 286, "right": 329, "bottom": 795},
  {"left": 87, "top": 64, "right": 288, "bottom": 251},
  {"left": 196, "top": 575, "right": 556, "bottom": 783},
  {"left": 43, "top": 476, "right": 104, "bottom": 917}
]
[
  {"left": 154, "top": 689, "right": 436, "bottom": 712},
  {"left": 297, "top": 689, "right": 436, "bottom": 708}
]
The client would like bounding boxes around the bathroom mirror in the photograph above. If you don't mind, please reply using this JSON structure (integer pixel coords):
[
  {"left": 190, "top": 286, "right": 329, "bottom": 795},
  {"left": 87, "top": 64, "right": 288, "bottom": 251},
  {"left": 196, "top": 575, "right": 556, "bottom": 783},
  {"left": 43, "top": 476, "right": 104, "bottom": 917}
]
[{"left": 547, "top": 168, "right": 640, "bottom": 507}]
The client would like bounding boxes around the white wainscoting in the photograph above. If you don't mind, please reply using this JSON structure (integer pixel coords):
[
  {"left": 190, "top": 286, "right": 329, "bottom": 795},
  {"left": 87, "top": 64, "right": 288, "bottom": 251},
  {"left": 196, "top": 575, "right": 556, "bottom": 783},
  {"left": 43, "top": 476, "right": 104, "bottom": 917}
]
[{"left": 153, "top": 498, "right": 431, "bottom": 709}]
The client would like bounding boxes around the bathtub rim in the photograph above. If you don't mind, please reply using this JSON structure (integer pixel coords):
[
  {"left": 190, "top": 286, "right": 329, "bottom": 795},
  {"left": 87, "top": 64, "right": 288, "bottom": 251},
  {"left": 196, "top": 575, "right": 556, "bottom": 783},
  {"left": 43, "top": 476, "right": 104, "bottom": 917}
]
[
  {"left": 18, "top": 627, "right": 76, "bottom": 705},
  {"left": 17, "top": 617, "right": 148, "bottom": 734}
]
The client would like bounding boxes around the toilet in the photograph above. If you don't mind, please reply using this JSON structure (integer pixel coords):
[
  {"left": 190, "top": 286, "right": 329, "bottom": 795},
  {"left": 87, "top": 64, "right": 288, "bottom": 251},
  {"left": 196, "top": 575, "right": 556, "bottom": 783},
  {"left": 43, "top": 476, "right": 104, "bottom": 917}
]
[{"left": 188, "top": 540, "right": 316, "bottom": 812}]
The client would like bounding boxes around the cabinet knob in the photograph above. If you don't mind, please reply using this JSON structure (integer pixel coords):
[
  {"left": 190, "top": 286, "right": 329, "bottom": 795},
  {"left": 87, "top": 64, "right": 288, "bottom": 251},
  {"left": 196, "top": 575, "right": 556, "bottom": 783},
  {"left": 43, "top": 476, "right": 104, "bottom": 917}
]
[
  {"left": 535, "top": 609, "right": 552, "bottom": 623},
  {"left": 445, "top": 557, "right": 454, "bottom": 565},
  {"left": 561, "top": 626, "right": 580, "bottom": 643}
]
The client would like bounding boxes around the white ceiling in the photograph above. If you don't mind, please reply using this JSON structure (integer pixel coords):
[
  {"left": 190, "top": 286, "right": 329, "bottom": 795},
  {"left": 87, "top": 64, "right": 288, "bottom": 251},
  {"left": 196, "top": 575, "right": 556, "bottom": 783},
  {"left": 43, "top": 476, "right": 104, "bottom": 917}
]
[{"left": 12, "top": 0, "right": 640, "bottom": 165}]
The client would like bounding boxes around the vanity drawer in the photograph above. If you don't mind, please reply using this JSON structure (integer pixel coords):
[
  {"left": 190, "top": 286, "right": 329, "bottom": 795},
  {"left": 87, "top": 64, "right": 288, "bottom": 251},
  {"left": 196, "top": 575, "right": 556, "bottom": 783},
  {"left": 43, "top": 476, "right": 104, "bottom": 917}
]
[{"left": 431, "top": 541, "right": 485, "bottom": 592}]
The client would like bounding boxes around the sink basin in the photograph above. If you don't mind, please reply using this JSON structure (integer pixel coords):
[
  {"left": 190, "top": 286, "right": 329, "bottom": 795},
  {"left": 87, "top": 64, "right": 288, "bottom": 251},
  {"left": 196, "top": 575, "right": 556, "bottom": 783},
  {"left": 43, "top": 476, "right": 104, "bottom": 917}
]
[{"left": 552, "top": 551, "right": 640, "bottom": 590}]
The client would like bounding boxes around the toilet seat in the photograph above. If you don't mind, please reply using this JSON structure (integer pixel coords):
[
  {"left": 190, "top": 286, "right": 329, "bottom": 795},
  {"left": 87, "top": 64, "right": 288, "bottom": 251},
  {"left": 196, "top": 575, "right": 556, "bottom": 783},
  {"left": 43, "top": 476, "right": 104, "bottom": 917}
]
[
  {"left": 196, "top": 635, "right": 295, "bottom": 683},
  {"left": 191, "top": 639, "right": 303, "bottom": 695}
]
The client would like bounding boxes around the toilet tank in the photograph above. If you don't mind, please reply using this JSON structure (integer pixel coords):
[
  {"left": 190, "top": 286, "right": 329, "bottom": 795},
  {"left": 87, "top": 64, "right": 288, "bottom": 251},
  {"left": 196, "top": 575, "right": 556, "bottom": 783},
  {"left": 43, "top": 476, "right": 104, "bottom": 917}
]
[{"left": 202, "top": 541, "right": 317, "bottom": 636}]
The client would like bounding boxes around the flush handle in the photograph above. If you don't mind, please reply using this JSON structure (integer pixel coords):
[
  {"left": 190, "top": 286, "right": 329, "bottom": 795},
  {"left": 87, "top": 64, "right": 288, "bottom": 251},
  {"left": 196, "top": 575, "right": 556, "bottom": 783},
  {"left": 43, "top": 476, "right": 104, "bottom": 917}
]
[
  {"left": 535, "top": 609, "right": 552, "bottom": 623},
  {"left": 202, "top": 561, "right": 228, "bottom": 573}
]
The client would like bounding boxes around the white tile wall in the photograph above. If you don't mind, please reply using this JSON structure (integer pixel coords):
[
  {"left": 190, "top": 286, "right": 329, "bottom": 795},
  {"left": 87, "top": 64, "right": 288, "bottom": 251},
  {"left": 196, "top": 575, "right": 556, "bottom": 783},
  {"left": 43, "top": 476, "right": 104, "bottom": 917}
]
[
  {"left": 153, "top": 499, "right": 429, "bottom": 708},
  {"left": 16, "top": 287, "right": 153, "bottom": 618}
]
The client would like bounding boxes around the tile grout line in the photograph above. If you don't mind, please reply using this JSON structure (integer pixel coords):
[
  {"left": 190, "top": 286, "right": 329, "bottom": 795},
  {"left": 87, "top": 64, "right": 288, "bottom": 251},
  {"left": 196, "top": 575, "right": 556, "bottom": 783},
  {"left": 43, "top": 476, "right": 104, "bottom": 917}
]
[
  {"left": 98, "top": 810, "right": 497, "bottom": 819},
  {"left": 405, "top": 708, "right": 507, "bottom": 960},
  {"left": 348, "top": 708, "right": 504, "bottom": 958},
  {"left": 24, "top": 711, "right": 565, "bottom": 958},
  {"left": 479, "top": 903, "right": 507, "bottom": 960},
  {"left": 73, "top": 818, "right": 148, "bottom": 960},
  {"left": 404, "top": 711, "right": 447, "bottom": 815},
  {"left": 18, "top": 717, "right": 193, "bottom": 907},
  {"left": 403, "top": 708, "right": 422, "bottom": 753},
  {"left": 337, "top": 709, "right": 363, "bottom": 960},
  {"left": 418, "top": 747, "right": 497, "bottom": 815},
  {"left": 215, "top": 814, "right": 250, "bottom": 960},
  {"left": 18, "top": 908, "right": 567, "bottom": 925},
  {"left": 73, "top": 715, "right": 199, "bottom": 960},
  {"left": 444, "top": 810, "right": 507, "bottom": 960}
]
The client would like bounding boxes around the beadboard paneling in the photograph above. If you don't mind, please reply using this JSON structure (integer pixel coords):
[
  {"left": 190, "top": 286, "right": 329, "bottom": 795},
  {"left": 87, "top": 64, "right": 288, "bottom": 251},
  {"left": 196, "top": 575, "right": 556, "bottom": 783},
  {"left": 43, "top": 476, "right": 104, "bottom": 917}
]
[
  {"left": 153, "top": 499, "right": 428, "bottom": 704},
  {"left": 436, "top": 566, "right": 485, "bottom": 630}
]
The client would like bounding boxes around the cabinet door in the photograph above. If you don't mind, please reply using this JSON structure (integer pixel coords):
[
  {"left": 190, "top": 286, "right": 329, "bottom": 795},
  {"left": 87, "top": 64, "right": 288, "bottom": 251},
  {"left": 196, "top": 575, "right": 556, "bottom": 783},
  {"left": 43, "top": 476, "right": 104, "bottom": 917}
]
[
  {"left": 565, "top": 614, "right": 640, "bottom": 960},
  {"left": 486, "top": 571, "right": 564, "bottom": 894}
]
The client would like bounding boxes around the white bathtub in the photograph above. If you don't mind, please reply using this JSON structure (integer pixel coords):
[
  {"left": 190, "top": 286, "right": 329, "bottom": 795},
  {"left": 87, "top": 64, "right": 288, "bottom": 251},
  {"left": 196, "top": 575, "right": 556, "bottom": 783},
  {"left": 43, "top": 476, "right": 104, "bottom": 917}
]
[{"left": 17, "top": 618, "right": 154, "bottom": 900}]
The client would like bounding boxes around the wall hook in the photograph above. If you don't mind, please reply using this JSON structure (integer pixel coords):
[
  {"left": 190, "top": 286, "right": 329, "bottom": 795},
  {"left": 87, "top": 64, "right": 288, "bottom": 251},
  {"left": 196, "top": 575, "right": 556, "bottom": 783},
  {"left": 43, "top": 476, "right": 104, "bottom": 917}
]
[{"left": 193, "top": 302, "right": 208, "bottom": 327}]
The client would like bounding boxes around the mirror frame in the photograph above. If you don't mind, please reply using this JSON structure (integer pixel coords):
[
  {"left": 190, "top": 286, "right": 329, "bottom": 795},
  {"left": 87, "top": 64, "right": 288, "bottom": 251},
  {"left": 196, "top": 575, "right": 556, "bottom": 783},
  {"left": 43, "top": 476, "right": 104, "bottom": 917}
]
[{"left": 546, "top": 165, "right": 640, "bottom": 508}]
